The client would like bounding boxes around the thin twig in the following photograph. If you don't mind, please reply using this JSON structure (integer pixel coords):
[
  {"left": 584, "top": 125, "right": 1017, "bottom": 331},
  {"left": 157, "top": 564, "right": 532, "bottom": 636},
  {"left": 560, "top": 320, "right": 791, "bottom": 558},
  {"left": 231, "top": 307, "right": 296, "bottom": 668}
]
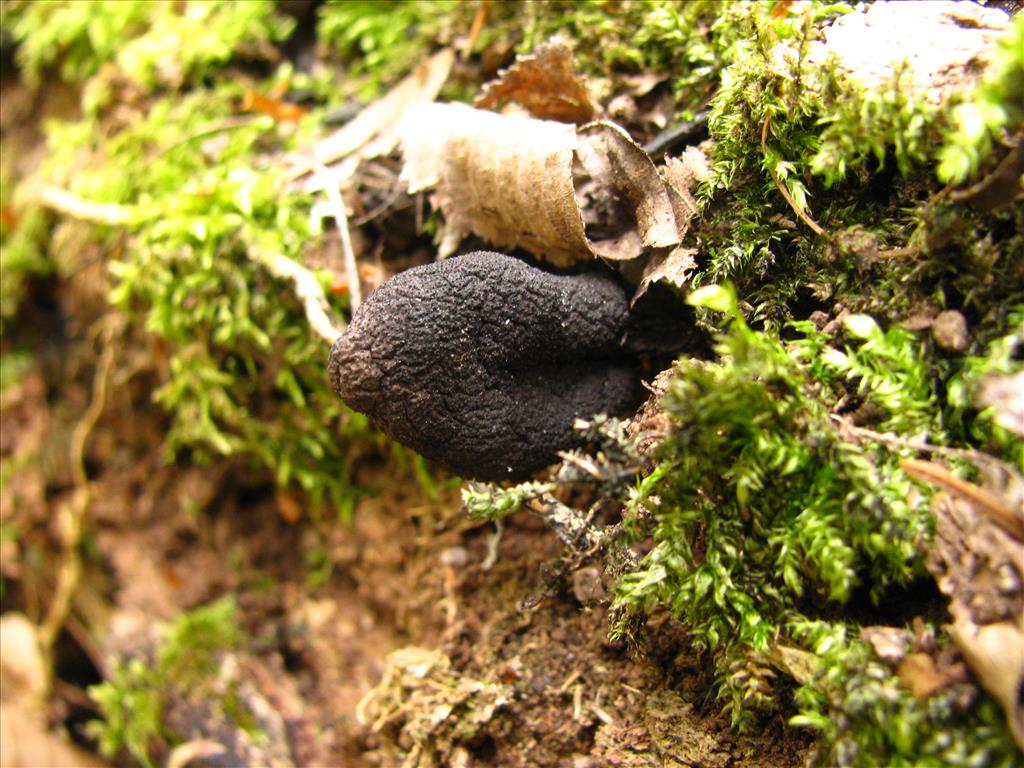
[
  {"left": 527, "top": 494, "right": 614, "bottom": 553},
  {"left": 901, "top": 458, "right": 1024, "bottom": 541},
  {"left": 830, "top": 415, "right": 1014, "bottom": 474},
  {"left": 761, "top": 113, "right": 825, "bottom": 236},
  {"left": 314, "top": 164, "right": 363, "bottom": 313},
  {"left": 153, "top": 115, "right": 262, "bottom": 160},
  {"left": 37, "top": 185, "right": 345, "bottom": 345},
  {"left": 461, "top": 0, "right": 489, "bottom": 60},
  {"left": 39, "top": 323, "right": 117, "bottom": 669},
  {"left": 832, "top": 415, "right": 1024, "bottom": 540},
  {"left": 481, "top": 519, "right": 503, "bottom": 571},
  {"left": 38, "top": 185, "right": 135, "bottom": 225},
  {"left": 250, "top": 247, "right": 345, "bottom": 344}
]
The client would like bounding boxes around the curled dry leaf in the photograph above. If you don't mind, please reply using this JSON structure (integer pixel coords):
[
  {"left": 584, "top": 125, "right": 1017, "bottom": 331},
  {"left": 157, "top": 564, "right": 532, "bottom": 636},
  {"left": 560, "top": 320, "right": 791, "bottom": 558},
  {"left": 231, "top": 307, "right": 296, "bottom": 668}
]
[
  {"left": 398, "top": 104, "right": 695, "bottom": 268},
  {"left": 474, "top": 40, "right": 596, "bottom": 124},
  {"left": 400, "top": 103, "right": 586, "bottom": 266},
  {"left": 634, "top": 247, "right": 698, "bottom": 305},
  {"left": 661, "top": 147, "right": 712, "bottom": 197},
  {"left": 576, "top": 121, "right": 693, "bottom": 256}
]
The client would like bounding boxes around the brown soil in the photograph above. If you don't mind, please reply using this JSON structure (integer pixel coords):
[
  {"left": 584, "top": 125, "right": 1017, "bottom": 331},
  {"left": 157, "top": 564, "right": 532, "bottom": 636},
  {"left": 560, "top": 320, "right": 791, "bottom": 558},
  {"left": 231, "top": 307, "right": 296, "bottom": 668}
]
[{"left": 1, "top": 339, "right": 813, "bottom": 765}]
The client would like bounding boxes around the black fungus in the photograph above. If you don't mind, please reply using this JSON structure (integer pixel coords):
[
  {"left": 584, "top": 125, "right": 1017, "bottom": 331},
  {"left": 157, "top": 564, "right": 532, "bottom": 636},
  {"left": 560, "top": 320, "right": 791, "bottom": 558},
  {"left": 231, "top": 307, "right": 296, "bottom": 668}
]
[{"left": 328, "top": 251, "right": 639, "bottom": 480}]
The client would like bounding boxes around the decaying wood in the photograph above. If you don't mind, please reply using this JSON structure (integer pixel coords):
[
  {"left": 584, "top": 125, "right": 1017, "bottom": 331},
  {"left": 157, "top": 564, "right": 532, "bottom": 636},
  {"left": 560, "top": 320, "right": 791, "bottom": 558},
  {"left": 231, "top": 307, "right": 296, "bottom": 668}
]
[{"left": 925, "top": 486, "right": 1024, "bottom": 750}]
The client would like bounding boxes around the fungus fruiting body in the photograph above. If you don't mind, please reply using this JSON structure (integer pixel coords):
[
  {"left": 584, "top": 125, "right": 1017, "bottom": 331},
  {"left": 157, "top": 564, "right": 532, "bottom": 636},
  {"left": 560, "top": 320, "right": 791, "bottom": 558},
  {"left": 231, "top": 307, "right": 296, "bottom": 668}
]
[{"left": 328, "top": 251, "right": 639, "bottom": 480}]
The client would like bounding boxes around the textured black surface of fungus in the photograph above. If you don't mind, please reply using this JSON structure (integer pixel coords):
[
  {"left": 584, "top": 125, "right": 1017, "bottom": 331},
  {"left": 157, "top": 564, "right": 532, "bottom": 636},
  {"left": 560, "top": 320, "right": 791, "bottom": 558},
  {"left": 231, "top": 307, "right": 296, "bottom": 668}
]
[{"left": 328, "top": 251, "right": 639, "bottom": 480}]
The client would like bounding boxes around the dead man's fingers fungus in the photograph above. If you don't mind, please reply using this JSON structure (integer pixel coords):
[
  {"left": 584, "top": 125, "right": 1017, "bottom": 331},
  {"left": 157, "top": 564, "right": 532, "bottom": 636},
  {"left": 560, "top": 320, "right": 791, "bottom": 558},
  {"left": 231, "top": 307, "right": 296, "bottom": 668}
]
[{"left": 328, "top": 251, "right": 639, "bottom": 480}]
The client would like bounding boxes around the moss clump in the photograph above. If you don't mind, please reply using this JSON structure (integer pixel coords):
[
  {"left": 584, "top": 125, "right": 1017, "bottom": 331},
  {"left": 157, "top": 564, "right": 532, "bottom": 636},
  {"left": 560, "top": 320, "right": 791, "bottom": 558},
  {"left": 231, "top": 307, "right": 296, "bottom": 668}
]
[
  {"left": 938, "top": 13, "right": 1024, "bottom": 185},
  {"left": 4, "top": 1, "right": 1021, "bottom": 763},
  {"left": 86, "top": 597, "right": 241, "bottom": 767},
  {"left": 316, "top": 0, "right": 468, "bottom": 101},
  {"left": 521, "top": 0, "right": 802, "bottom": 116},
  {"left": 612, "top": 286, "right": 930, "bottom": 719},
  {"left": 792, "top": 623, "right": 1020, "bottom": 768},
  {"left": 2, "top": 0, "right": 409, "bottom": 519},
  {"left": 4, "top": 0, "right": 294, "bottom": 89},
  {"left": 36, "top": 87, "right": 385, "bottom": 517},
  {"left": 690, "top": 4, "right": 1022, "bottom": 328}
]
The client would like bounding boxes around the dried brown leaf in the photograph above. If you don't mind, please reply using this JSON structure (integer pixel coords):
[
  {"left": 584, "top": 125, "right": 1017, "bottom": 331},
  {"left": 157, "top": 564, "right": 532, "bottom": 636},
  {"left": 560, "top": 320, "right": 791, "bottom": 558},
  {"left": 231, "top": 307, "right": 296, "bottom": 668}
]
[
  {"left": 398, "top": 105, "right": 697, "bottom": 268},
  {"left": 619, "top": 72, "right": 666, "bottom": 98},
  {"left": 662, "top": 147, "right": 711, "bottom": 200},
  {"left": 948, "top": 617, "right": 1024, "bottom": 750},
  {"left": 896, "top": 653, "right": 947, "bottom": 700},
  {"left": 400, "top": 103, "right": 588, "bottom": 266},
  {"left": 634, "top": 247, "right": 698, "bottom": 304},
  {"left": 241, "top": 89, "right": 308, "bottom": 123},
  {"left": 474, "top": 41, "right": 596, "bottom": 124},
  {"left": 576, "top": 121, "right": 688, "bottom": 257}
]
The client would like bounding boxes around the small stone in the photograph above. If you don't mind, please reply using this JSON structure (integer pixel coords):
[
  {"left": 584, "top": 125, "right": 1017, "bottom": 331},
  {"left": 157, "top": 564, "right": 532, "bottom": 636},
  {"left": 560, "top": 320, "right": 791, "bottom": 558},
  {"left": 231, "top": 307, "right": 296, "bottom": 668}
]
[
  {"left": 808, "top": 310, "right": 830, "bottom": 330},
  {"left": 932, "top": 309, "right": 969, "bottom": 352},
  {"left": 0, "top": 613, "right": 47, "bottom": 703},
  {"left": 571, "top": 566, "right": 606, "bottom": 605},
  {"left": 439, "top": 546, "right": 469, "bottom": 568}
]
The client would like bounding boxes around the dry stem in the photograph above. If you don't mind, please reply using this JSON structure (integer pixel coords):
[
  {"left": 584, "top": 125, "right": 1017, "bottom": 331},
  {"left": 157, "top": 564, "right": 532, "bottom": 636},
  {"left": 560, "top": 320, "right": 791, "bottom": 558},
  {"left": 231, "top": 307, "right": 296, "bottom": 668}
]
[
  {"left": 314, "top": 163, "right": 363, "bottom": 313},
  {"left": 37, "top": 185, "right": 345, "bottom": 345},
  {"left": 39, "top": 323, "right": 117, "bottom": 672},
  {"left": 38, "top": 185, "right": 135, "bottom": 225},
  {"left": 249, "top": 247, "right": 345, "bottom": 344},
  {"left": 761, "top": 113, "right": 825, "bottom": 236}
]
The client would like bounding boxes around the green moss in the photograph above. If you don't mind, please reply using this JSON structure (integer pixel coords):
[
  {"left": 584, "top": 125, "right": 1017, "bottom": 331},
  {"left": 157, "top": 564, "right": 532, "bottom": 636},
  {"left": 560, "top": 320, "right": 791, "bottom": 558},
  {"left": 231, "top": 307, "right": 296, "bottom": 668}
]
[
  {"left": 37, "top": 84, "right": 386, "bottom": 517},
  {"left": 685, "top": 2, "right": 1023, "bottom": 336},
  {"left": 316, "top": 0, "right": 466, "bottom": 100},
  {"left": 613, "top": 288, "right": 931, "bottom": 714},
  {"left": 791, "top": 623, "right": 1020, "bottom": 768},
  {"left": 86, "top": 597, "right": 242, "bottom": 768},
  {"left": 938, "top": 14, "right": 1024, "bottom": 185},
  {"left": 5, "top": 2, "right": 1022, "bottom": 761},
  {"left": 462, "top": 480, "right": 554, "bottom": 521},
  {"left": 4, "top": 0, "right": 294, "bottom": 89},
  {"left": 609, "top": 284, "right": 1021, "bottom": 753}
]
